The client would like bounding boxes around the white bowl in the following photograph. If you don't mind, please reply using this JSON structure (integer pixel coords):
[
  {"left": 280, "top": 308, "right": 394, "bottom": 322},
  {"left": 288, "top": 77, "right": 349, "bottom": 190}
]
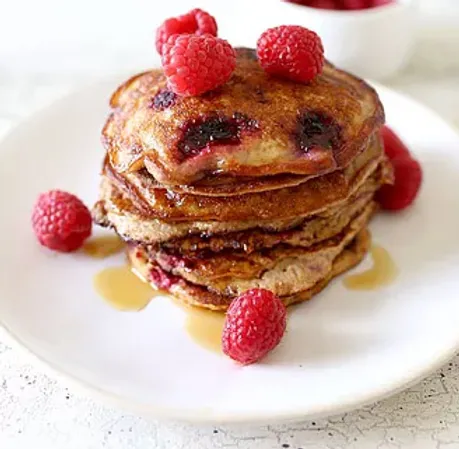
[{"left": 272, "top": 0, "right": 419, "bottom": 80}]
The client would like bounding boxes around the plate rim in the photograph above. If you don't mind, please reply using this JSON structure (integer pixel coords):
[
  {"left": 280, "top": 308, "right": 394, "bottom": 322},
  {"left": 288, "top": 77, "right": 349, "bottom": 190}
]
[
  {"left": 2, "top": 319, "right": 458, "bottom": 425},
  {"left": 1, "top": 77, "right": 458, "bottom": 424}
]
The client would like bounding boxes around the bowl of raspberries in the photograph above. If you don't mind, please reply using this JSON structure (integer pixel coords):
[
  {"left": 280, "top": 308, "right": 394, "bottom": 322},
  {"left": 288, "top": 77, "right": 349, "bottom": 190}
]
[{"left": 280, "top": 0, "right": 419, "bottom": 80}]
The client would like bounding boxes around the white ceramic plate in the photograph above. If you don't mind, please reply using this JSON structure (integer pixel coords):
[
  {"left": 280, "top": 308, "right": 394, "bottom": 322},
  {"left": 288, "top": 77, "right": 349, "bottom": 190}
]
[{"left": 1, "top": 77, "right": 458, "bottom": 424}]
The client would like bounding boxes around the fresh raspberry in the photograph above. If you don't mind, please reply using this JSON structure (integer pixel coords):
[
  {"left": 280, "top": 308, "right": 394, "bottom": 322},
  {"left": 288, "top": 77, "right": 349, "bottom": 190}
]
[
  {"left": 284, "top": 0, "right": 392, "bottom": 8},
  {"left": 339, "top": 0, "right": 394, "bottom": 9},
  {"left": 368, "top": 0, "right": 394, "bottom": 7},
  {"left": 222, "top": 288, "right": 287, "bottom": 365},
  {"left": 257, "top": 25, "right": 324, "bottom": 83},
  {"left": 161, "top": 34, "right": 236, "bottom": 97},
  {"left": 338, "top": 0, "right": 369, "bottom": 9},
  {"left": 376, "top": 156, "right": 422, "bottom": 211},
  {"left": 381, "top": 125, "right": 411, "bottom": 161},
  {"left": 32, "top": 190, "right": 92, "bottom": 252},
  {"left": 314, "top": 0, "right": 342, "bottom": 8},
  {"left": 284, "top": 0, "right": 339, "bottom": 8},
  {"left": 155, "top": 8, "right": 217, "bottom": 55},
  {"left": 314, "top": 0, "right": 341, "bottom": 8}
]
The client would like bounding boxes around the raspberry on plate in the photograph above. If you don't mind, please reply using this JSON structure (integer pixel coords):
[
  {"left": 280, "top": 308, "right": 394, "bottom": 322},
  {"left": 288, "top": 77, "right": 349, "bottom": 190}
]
[
  {"left": 376, "top": 156, "right": 422, "bottom": 211},
  {"left": 381, "top": 125, "right": 411, "bottom": 160},
  {"left": 257, "top": 25, "right": 324, "bottom": 83},
  {"left": 369, "top": 0, "right": 394, "bottom": 7},
  {"left": 155, "top": 8, "right": 217, "bottom": 55},
  {"left": 222, "top": 288, "right": 287, "bottom": 365},
  {"left": 283, "top": 0, "right": 393, "bottom": 9},
  {"left": 339, "top": 0, "right": 370, "bottom": 9},
  {"left": 161, "top": 34, "right": 236, "bottom": 97},
  {"left": 32, "top": 190, "right": 92, "bottom": 252},
  {"left": 284, "top": 0, "right": 338, "bottom": 8}
]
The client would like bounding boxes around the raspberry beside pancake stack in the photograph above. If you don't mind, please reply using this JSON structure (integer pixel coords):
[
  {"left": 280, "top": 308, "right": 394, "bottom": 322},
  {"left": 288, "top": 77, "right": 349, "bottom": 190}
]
[{"left": 93, "top": 48, "right": 393, "bottom": 311}]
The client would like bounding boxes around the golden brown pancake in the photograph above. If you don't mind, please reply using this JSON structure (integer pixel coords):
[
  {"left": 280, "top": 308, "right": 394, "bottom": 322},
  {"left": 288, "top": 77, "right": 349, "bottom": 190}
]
[
  {"left": 147, "top": 201, "right": 373, "bottom": 298},
  {"left": 99, "top": 136, "right": 387, "bottom": 223},
  {"left": 157, "top": 192, "right": 376, "bottom": 256},
  {"left": 93, "top": 46, "right": 391, "bottom": 311},
  {"left": 128, "top": 229, "right": 371, "bottom": 311},
  {"left": 93, "top": 160, "right": 389, "bottom": 244},
  {"left": 103, "top": 48, "right": 384, "bottom": 186}
]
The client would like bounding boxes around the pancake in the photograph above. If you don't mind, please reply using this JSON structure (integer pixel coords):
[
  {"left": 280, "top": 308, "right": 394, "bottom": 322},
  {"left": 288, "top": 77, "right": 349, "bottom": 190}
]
[
  {"left": 110, "top": 133, "right": 379, "bottom": 198},
  {"left": 93, "top": 43, "right": 391, "bottom": 312},
  {"left": 158, "top": 189, "right": 376, "bottom": 256},
  {"left": 128, "top": 228, "right": 371, "bottom": 311},
  {"left": 147, "top": 200, "right": 374, "bottom": 297},
  {"left": 103, "top": 48, "right": 384, "bottom": 186},
  {"left": 93, "top": 159, "right": 390, "bottom": 245},
  {"left": 99, "top": 135, "right": 386, "bottom": 224},
  {"left": 93, "top": 156, "right": 391, "bottom": 244}
]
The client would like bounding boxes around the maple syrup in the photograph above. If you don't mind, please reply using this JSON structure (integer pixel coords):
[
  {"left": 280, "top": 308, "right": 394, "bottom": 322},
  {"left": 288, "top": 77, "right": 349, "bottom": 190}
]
[
  {"left": 89, "top": 235, "right": 225, "bottom": 351},
  {"left": 83, "top": 235, "right": 125, "bottom": 259},
  {"left": 94, "top": 265, "right": 156, "bottom": 311},
  {"left": 173, "top": 302, "right": 225, "bottom": 353},
  {"left": 344, "top": 245, "right": 397, "bottom": 290}
]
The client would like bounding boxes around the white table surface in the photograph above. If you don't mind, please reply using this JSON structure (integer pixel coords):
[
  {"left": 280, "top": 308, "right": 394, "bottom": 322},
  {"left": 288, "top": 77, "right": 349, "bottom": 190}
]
[{"left": 1, "top": 1, "right": 459, "bottom": 448}]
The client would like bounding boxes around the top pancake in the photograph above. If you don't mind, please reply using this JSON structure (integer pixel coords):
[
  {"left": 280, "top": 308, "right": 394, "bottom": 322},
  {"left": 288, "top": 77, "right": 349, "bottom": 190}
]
[{"left": 103, "top": 48, "right": 385, "bottom": 186}]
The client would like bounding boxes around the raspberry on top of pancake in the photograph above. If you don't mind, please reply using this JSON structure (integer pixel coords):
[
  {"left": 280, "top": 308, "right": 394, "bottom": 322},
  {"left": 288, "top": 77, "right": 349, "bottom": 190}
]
[{"left": 103, "top": 48, "right": 384, "bottom": 186}]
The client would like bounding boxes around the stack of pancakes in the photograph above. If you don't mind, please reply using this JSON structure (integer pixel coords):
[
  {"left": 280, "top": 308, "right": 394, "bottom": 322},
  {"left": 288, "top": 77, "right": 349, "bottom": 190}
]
[{"left": 93, "top": 48, "right": 393, "bottom": 311}]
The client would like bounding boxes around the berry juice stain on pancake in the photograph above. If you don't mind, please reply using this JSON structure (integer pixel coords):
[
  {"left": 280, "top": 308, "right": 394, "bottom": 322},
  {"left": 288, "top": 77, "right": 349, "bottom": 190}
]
[
  {"left": 177, "top": 113, "right": 259, "bottom": 161},
  {"left": 149, "top": 89, "right": 178, "bottom": 111},
  {"left": 294, "top": 110, "right": 341, "bottom": 153}
]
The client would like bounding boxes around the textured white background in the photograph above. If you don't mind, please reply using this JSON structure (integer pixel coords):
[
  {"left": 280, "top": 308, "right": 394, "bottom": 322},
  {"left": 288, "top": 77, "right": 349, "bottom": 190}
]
[{"left": 1, "top": 0, "right": 459, "bottom": 448}]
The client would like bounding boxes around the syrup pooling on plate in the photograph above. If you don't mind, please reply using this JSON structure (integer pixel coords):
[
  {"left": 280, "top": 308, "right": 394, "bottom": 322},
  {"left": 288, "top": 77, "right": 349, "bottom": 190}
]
[
  {"left": 94, "top": 265, "right": 156, "bottom": 311},
  {"left": 172, "top": 301, "right": 225, "bottom": 353},
  {"left": 86, "top": 235, "right": 157, "bottom": 310},
  {"left": 93, "top": 251, "right": 225, "bottom": 352},
  {"left": 344, "top": 245, "right": 397, "bottom": 290},
  {"left": 185, "top": 307, "right": 225, "bottom": 354},
  {"left": 83, "top": 235, "right": 125, "bottom": 259}
]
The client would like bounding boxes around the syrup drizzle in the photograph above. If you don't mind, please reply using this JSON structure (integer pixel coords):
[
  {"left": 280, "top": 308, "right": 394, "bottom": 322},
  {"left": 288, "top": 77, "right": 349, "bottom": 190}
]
[
  {"left": 183, "top": 305, "right": 225, "bottom": 354},
  {"left": 83, "top": 235, "right": 125, "bottom": 259},
  {"left": 344, "top": 245, "right": 397, "bottom": 290},
  {"left": 93, "top": 265, "right": 156, "bottom": 311},
  {"left": 87, "top": 235, "right": 223, "bottom": 353}
]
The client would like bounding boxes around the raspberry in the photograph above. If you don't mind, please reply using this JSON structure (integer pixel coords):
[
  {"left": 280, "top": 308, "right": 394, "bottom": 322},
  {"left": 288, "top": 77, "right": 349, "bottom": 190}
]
[
  {"left": 155, "top": 8, "right": 217, "bottom": 55},
  {"left": 314, "top": 0, "right": 341, "bottom": 8},
  {"left": 257, "top": 25, "right": 324, "bottom": 83},
  {"left": 338, "top": 0, "right": 369, "bottom": 9},
  {"left": 222, "top": 288, "right": 287, "bottom": 365},
  {"left": 339, "top": 0, "right": 393, "bottom": 9},
  {"left": 293, "top": 0, "right": 340, "bottom": 9},
  {"left": 368, "top": 0, "right": 394, "bottom": 7},
  {"left": 161, "top": 34, "right": 236, "bottom": 97},
  {"left": 32, "top": 190, "right": 92, "bottom": 252},
  {"left": 381, "top": 125, "right": 411, "bottom": 161},
  {"left": 376, "top": 156, "right": 422, "bottom": 211}
]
